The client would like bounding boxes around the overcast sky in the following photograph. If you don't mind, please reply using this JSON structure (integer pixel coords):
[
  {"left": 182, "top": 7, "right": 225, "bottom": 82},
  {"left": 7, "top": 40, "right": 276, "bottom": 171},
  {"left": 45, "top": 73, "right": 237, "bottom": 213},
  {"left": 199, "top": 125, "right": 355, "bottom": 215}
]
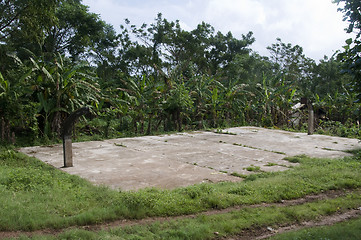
[{"left": 82, "top": 0, "right": 352, "bottom": 61}]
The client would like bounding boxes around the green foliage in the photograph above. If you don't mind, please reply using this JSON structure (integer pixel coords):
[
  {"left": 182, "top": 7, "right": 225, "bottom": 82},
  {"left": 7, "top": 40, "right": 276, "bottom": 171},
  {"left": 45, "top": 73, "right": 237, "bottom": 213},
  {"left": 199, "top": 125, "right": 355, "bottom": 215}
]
[
  {"left": 316, "top": 120, "right": 360, "bottom": 138},
  {"left": 335, "top": 0, "right": 361, "bottom": 103},
  {"left": 0, "top": 0, "right": 58, "bottom": 44},
  {"left": 1, "top": 2, "right": 360, "bottom": 144},
  {"left": 244, "top": 165, "right": 261, "bottom": 172}
]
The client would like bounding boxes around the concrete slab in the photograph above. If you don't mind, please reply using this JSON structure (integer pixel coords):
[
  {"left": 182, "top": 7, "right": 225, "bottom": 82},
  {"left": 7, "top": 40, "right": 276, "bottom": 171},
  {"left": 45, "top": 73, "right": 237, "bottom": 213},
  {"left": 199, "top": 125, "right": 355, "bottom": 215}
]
[{"left": 19, "top": 127, "right": 361, "bottom": 191}]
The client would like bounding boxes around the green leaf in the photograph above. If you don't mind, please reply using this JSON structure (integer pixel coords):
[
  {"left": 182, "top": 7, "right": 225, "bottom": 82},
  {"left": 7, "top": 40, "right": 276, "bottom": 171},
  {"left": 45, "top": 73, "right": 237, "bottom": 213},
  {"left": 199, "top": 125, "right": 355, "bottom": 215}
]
[{"left": 345, "top": 38, "right": 353, "bottom": 45}]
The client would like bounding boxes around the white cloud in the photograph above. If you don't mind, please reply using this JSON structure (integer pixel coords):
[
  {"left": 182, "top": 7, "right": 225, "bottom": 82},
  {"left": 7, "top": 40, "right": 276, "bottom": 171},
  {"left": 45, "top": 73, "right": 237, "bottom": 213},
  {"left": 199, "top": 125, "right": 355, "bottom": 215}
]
[
  {"left": 204, "top": 0, "right": 266, "bottom": 32},
  {"left": 83, "top": 0, "right": 353, "bottom": 61}
]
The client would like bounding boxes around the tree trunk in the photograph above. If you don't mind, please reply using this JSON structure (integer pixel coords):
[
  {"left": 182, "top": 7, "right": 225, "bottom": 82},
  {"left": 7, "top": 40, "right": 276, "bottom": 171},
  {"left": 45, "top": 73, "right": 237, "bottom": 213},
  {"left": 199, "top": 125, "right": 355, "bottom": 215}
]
[
  {"left": 1, "top": 118, "right": 4, "bottom": 141},
  {"left": 308, "top": 103, "right": 314, "bottom": 135},
  {"left": 155, "top": 118, "right": 162, "bottom": 132},
  {"left": 146, "top": 114, "right": 152, "bottom": 135},
  {"left": 140, "top": 117, "right": 144, "bottom": 134},
  {"left": 177, "top": 109, "right": 182, "bottom": 132},
  {"left": 52, "top": 112, "right": 62, "bottom": 136},
  {"left": 11, "top": 132, "right": 15, "bottom": 145},
  {"left": 133, "top": 118, "right": 138, "bottom": 134}
]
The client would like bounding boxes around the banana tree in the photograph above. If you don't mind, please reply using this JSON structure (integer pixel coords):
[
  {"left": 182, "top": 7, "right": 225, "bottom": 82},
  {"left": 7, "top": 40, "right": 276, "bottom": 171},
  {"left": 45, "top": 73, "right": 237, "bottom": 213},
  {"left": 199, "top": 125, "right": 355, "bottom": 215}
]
[
  {"left": 118, "top": 74, "right": 163, "bottom": 134},
  {"left": 0, "top": 72, "right": 17, "bottom": 142},
  {"left": 163, "top": 78, "right": 193, "bottom": 131},
  {"left": 28, "top": 53, "right": 101, "bottom": 137},
  {"left": 188, "top": 75, "right": 213, "bottom": 129}
]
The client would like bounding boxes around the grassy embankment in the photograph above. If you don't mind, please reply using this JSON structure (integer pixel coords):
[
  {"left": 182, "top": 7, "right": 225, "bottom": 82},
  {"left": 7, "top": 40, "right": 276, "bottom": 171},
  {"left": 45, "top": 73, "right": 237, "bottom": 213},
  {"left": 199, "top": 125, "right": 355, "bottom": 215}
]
[{"left": 0, "top": 146, "right": 361, "bottom": 239}]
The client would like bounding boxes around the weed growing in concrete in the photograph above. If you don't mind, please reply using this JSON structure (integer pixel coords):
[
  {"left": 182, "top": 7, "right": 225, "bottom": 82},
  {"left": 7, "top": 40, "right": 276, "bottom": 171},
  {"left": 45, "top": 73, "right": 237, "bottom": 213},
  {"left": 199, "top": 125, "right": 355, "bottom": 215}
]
[
  {"left": 215, "top": 129, "right": 237, "bottom": 135},
  {"left": 114, "top": 143, "right": 127, "bottom": 147},
  {"left": 230, "top": 172, "right": 247, "bottom": 178},
  {"left": 244, "top": 165, "right": 262, "bottom": 172},
  {"left": 265, "top": 162, "right": 278, "bottom": 166}
]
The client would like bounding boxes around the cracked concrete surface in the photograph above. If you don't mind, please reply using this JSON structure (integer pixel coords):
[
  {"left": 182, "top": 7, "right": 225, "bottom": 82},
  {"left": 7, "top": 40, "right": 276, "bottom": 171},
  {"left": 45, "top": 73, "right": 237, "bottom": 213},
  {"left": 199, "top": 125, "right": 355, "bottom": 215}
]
[{"left": 19, "top": 127, "right": 361, "bottom": 191}]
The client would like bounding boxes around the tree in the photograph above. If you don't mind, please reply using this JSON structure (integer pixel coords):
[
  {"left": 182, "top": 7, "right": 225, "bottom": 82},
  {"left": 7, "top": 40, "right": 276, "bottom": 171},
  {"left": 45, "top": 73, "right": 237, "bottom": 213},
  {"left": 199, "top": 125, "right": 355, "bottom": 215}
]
[
  {"left": 18, "top": 53, "right": 101, "bottom": 137},
  {"left": 267, "top": 38, "right": 316, "bottom": 99},
  {"left": 42, "top": 0, "right": 118, "bottom": 60},
  {"left": 4, "top": 0, "right": 118, "bottom": 63},
  {"left": 0, "top": 0, "right": 58, "bottom": 77},
  {"left": 335, "top": 0, "right": 361, "bottom": 102},
  {"left": 121, "top": 14, "right": 255, "bottom": 80},
  {"left": 0, "top": 0, "right": 57, "bottom": 43}
]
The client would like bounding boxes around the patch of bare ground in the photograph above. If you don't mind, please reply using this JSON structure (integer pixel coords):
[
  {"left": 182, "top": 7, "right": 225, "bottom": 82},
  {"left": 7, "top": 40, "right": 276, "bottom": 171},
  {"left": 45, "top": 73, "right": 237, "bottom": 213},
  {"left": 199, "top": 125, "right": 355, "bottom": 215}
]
[{"left": 0, "top": 189, "right": 359, "bottom": 240}]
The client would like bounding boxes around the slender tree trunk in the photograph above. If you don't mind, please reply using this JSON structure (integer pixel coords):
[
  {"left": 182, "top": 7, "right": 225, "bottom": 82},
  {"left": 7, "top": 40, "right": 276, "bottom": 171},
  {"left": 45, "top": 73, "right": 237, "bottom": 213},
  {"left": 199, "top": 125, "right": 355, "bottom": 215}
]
[
  {"left": 1, "top": 117, "right": 4, "bottom": 141},
  {"left": 308, "top": 102, "right": 314, "bottom": 135},
  {"left": 0, "top": 118, "right": 11, "bottom": 142},
  {"left": 133, "top": 118, "right": 138, "bottom": 134},
  {"left": 6, "top": 123, "right": 10, "bottom": 142},
  {"left": 155, "top": 118, "right": 162, "bottom": 132},
  {"left": 11, "top": 132, "right": 15, "bottom": 144},
  {"left": 52, "top": 112, "right": 62, "bottom": 136},
  {"left": 163, "top": 116, "right": 167, "bottom": 132},
  {"left": 146, "top": 114, "right": 152, "bottom": 135},
  {"left": 198, "top": 114, "right": 203, "bottom": 129},
  {"left": 177, "top": 109, "right": 182, "bottom": 132},
  {"left": 140, "top": 117, "right": 144, "bottom": 134},
  {"left": 212, "top": 110, "right": 217, "bottom": 128},
  {"left": 53, "top": 58, "right": 62, "bottom": 135}
]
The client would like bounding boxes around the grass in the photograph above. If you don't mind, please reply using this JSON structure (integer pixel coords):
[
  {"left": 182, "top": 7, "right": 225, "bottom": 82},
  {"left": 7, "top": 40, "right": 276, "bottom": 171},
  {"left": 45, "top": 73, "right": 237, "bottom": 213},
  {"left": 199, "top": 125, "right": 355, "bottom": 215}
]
[
  {"left": 231, "top": 172, "right": 247, "bottom": 178},
  {"left": 113, "top": 142, "right": 127, "bottom": 147},
  {"left": 244, "top": 165, "right": 262, "bottom": 172},
  {"left": 215, "top": 129, "right": 237, "bottom": 135},
  {"left": 0, "top": 146, "right": 361, "bottom": 236},
  {"left": 270, "top": 216, "right": 361, "bottom": 240},
  {"left": 265, "top": 162, "right": 278, "bottom": 166},
  {"left": 11, "top": 193, "right": 361, "bottom": 239}
]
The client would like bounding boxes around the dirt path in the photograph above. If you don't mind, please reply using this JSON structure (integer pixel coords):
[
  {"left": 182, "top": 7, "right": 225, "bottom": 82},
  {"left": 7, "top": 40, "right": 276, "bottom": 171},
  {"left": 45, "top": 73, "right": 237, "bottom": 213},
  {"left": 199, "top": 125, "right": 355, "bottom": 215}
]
[
  {"left": 228, "top": 209, "right": 361, "bottom": 240},
  {"left": 1, "top": 189, "right": 360, "bottom": 240}
]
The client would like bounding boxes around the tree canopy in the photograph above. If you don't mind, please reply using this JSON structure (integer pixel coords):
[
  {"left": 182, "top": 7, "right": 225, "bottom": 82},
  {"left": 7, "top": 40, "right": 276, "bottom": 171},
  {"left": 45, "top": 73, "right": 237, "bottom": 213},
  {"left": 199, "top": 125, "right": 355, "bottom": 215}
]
[
  {"left": 335, "top": 0, "right": 361, "bottom": 102},
  {"left": 0, "top": 0, "right": 360, "bottom": 144}
]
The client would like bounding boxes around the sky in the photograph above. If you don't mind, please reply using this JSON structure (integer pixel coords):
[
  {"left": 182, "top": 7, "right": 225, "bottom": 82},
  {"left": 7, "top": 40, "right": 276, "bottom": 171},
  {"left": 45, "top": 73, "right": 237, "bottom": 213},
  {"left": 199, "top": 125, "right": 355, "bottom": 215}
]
[{"left": 82, "top": 0, "right": 353, "bottom": 61}]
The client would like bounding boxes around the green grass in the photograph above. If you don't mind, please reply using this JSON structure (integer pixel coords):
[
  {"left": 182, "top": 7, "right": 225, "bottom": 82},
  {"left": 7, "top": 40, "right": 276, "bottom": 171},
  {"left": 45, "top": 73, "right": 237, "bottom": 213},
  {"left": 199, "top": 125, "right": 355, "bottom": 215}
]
[
  {"left": 0, "top": 147, "right": 361, "bottom": 233},
  {"left": 12, "top": 192, "right": 361, "bottom": 239},
  {"left": 113, "top": 142, "right": 127, "bottom": 147},
  {"left": 215, "top": 129, "right": 237, "bottom": 135},
  {"left": 265, "top": 162, "right": 278, "bottom": 166},
  {"left": 244, "top": 165, "right": 262, "bottom": 172},
  {"left": 230, "top": 172, "right": 247, "bottom": 178},
  {"left": 270, "top": 216, "right": 361, "bottom": 240}
]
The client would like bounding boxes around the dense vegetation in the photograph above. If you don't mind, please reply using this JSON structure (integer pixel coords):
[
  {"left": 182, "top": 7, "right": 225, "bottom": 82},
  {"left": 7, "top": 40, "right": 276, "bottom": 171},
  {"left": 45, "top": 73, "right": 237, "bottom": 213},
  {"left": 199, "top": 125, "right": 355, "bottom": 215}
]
[{"left": 0, "top": 0, "right": 360, "bottom": 145}]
